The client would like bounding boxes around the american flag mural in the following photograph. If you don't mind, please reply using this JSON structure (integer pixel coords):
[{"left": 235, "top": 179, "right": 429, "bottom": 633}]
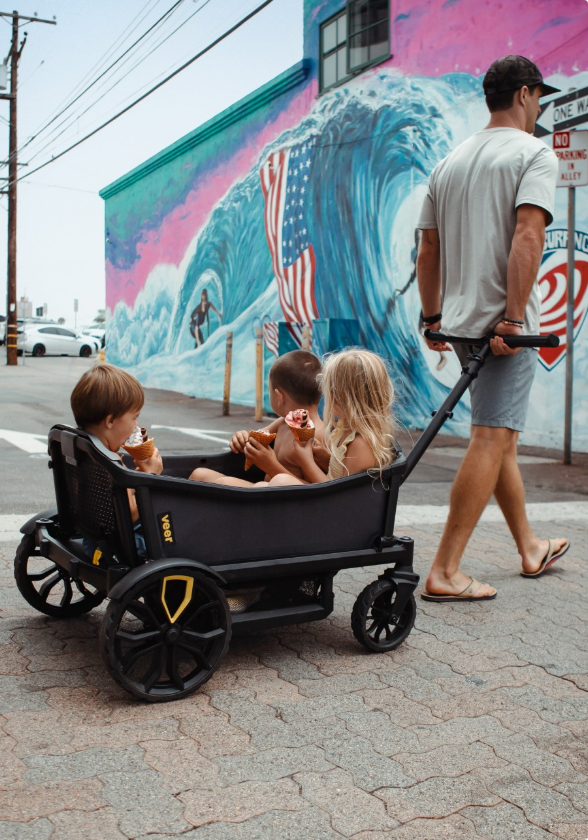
[
  {"left": 263, "top": 321, "right": 279, "bottom": 358},
  {"left": 260, "top": 140, "right": 320, "bottom": 334},
  {"left": 285, "top": 321, "right": 307, "bottom": 348}
]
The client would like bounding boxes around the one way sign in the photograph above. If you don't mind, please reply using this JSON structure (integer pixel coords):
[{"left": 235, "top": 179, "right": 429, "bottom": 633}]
[{"left": 536, "top": 86, "right": 588, "bottom": 137}]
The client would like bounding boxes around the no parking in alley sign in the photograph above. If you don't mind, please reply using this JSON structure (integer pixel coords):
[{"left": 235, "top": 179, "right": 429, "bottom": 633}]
[{"left": 553, "top": 130, "right": 588, "bottom": 187}]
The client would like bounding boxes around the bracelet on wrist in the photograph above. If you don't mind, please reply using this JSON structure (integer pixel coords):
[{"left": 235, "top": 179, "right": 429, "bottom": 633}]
[
  {"left": 421, "top": 311, "right": 442, "bottom": 326},
  {"left": 502, "top": 318, "right": 524, "bottom": 327}
]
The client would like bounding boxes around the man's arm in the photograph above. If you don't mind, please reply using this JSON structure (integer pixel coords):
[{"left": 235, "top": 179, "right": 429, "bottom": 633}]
[
  {"left": 491, "top": 203, "right": 547, "bottom": 356},
  {"left": 417, "top": 228, "right": 451, "bottom": 351}
]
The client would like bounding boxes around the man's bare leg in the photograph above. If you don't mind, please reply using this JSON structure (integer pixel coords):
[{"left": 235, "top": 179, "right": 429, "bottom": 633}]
[
  {"left": 493, "top": 433, "right": 567, "bottom": 574},
  {"left": 425, "top": 424, "right": 515, "bottom": 597}
]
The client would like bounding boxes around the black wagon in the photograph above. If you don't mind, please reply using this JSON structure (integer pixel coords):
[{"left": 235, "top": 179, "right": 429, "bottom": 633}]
[{"left": 14, "top": 331, "right": 557, "bottom": 702}]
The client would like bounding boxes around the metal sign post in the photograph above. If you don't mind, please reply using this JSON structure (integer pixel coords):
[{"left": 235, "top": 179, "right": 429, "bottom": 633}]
[
  {"left": 564, "top": 186, "right": 575, "bottom": 465},
  {"left": 553, "top": 130, "right": 588, "bottom": 464}
]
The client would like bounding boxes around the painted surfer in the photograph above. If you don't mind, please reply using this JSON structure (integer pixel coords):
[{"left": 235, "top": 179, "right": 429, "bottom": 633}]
[{"left": 189, "top": 289, "right": 222, "bottom": 348}]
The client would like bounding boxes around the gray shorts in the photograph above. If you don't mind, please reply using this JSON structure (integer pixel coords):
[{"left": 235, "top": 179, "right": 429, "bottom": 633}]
[{"left": 454, "top": 345, "right": 537, "bottom": 433}]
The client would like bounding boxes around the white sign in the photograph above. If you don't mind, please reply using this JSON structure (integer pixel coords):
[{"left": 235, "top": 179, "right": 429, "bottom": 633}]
[
  {"left": 538, "top": 86, "right": 588, "bottom": 134},
  {"left": 553, "top": 130, "right": 588, "bottom": 188}
]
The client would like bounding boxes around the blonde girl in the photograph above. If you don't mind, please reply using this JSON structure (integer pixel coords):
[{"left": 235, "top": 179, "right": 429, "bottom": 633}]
[{"left": 268, "top": 348, "right": 397, "bottom": 486}]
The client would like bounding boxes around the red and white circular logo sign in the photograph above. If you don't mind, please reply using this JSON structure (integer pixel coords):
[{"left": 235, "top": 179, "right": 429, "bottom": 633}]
[{"left": 539, "top": 248, "right": 588, "bottom": 371}]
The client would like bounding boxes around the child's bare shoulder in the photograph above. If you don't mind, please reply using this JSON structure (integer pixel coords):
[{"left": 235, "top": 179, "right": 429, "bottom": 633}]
[
  {"left": 265, "top": 417, "right": 285, "bottom": 434},
  {"left": 345, "top": 433, "right": 377, "bottom": 468}
]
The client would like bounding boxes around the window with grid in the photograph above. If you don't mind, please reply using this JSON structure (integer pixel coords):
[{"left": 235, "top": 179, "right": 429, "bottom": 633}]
[
  {"left": 348, "top": 0, "right": 390, "bottom": 73},
  {"left": 319, "top": 1, "right": 390, "bottom": 93},
  {"left": 320, "top": 10, "right": 349, "bottom": 92}
]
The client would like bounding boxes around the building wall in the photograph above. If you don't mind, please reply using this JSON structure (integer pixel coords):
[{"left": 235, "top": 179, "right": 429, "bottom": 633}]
[{"left": 102, "top": 0, "right": 588, "bottom": 449}]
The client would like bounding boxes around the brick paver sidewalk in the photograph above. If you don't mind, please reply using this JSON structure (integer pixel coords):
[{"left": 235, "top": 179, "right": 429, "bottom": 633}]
[{"left": 1, "top": 517, "right": 587, "bottom": 840}]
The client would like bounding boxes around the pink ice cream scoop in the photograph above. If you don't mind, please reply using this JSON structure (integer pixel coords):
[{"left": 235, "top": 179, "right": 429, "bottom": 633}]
[{"left": 285, "top": 409, "right": 315, "bottom": 443}]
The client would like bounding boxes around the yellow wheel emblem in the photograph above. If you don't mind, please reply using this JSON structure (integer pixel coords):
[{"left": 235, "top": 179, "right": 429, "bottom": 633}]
[{"left": 161, "top": 575, "right": 194, "bottom": 624}]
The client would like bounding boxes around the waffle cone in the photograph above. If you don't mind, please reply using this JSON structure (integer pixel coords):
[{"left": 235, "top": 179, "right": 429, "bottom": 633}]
[
  {"left": 244, "top": 430, "right": 276, "bottom": 470},
  {"left": 122, "top": 438, "right": 155, "bottom": 461},
  {"left": 288, "top": 424, "right": 315, "bottom": 443}
]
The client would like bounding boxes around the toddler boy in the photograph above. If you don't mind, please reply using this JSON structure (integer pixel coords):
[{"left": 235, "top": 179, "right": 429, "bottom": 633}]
[{"left": 190, "top": 350, "right": 324, "bottom": 486}]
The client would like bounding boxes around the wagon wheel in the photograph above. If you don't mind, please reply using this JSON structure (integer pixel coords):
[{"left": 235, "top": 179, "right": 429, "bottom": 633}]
[
  {"left": 100, "top": 566, "right": 231, "bottom": 702},
  {"left": 351, "top": 577, "right": 416, "bottom": 653},
  {"left": 14, "top": 533, "right": 105, "bottom": 618}
]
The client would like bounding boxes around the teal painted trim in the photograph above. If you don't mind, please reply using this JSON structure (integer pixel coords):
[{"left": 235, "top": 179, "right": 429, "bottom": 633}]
[{"left": 100, "top": 60, "right": 310, "bottom": 200}]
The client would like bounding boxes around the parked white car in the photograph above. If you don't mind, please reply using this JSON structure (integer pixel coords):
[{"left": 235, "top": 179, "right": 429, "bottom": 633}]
[
  {"left": 80, "top": 326, "right": 105, "bottom": 348},
  {"left": 18, "top": 324, "right": 98, "bottom": 357}
]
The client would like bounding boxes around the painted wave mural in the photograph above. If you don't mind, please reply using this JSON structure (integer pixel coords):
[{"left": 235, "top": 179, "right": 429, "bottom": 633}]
[
  {"left": 107, "top": 70, "right": 483, "bottom": 429},
  {"left": 106, "top": 66, "right": 588, "bottom": 449}
]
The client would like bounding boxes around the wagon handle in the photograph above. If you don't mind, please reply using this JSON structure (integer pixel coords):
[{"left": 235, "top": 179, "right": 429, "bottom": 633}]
[
  {"left": 424, "top": 330, "right": 560, "bottom": 348},
  {"left": 400, "top": 330, "right": 558, "bottom": 487}
]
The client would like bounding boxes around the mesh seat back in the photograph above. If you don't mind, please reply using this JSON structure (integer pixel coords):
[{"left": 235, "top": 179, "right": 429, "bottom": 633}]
[
  {"left": 50, "top": 428, "right": 134, "bottom": 563},
  {"left": 61, "top": 450, "right": 118, "bottom": 541}
]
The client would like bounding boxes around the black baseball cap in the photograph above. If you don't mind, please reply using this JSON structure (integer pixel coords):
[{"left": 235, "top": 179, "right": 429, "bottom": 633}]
[{"left": 483, "top": 55, "right": 560, "bottom": 98}]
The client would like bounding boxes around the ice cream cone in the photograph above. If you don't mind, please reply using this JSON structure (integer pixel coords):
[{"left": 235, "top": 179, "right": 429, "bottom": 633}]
[
  {"left": 122, "top": 437, "right": 155, "bottom": 461},
  {"left": 245, "top": 430, "right": 276, "bottom": 470},
  {"left": 289, "top": 425, "right": 315, "bottom": 444}
]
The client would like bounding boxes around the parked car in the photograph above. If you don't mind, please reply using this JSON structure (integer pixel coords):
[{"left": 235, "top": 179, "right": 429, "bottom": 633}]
[
  {"left": 0, "top": 315, "right": 5, "bottom": 346},
  {"left": 18, "top": 325, "right": 98, "bottom": 357},
  {"left": 80, "top": 326, "right": 105, "bottom": 348}
]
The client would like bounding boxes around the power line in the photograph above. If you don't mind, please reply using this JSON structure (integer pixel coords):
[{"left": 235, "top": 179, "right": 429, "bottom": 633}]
[
  {"left": 16, "top": 0, "right": 165, "bottom": 150},
  {"left": 22, "top": 0, "right": 214, "bottom": 167},
  {"left": 15, "top": 0, "right": 188, "bottom": 159},
  {"left": 17, "top": 0, "right": 275, "bottom": 184}
]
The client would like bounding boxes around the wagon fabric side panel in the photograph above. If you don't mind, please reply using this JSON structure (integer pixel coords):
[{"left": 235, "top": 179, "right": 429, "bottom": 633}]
[{"left": 143, "top": 460, "right": 405, "bottom": 566}]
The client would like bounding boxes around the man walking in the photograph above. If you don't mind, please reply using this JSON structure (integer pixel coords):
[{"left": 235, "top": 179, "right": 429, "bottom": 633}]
[{"left": 417, "top": 55, "right": 569, "bottom": 601}]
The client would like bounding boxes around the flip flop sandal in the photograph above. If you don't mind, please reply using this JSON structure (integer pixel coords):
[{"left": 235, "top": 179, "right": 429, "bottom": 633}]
[
  {"left": 421, "top": 576, "right": 497, "bottom": 602},
  {"left": 521, "top": 539, "right": 570, "bottom": 578}
]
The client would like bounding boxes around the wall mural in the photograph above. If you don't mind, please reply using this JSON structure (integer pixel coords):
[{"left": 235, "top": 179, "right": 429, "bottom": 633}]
[{"left": 104, "top": 7, "right": 588, "bottom": 450}]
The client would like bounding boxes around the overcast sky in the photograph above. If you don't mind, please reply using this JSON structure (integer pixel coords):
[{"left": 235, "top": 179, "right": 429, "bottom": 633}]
[{"left": 0, "top": 0, "right": 303, "bottom": 329}]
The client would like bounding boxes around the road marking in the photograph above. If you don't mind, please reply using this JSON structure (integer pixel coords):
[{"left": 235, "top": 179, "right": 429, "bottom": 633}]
[
  {"left": 0, "top": 429, "right": 47, "bottom": 454},
  {"left": 151, "top": 425, "right": 232, "bottom": 446},
  {"left": 429, "top": 446, "right": 557, "bottom": 465},
  {"left": 1, "top": 514, "right": 34, "bottom": 542},
  {"left": 395, "top": 502, "right": 588, "bottom": 526},
  {"left": 3, "top": 502, "right": 588, "bottom": 543}
]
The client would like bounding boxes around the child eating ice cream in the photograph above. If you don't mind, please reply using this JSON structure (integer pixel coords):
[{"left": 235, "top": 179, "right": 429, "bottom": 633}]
[
  {"left": 70, "top": 364, "right": 163, "bottom": 556},
  {"left": 190, "top": 350, "right": 324, "bottom": 487}
]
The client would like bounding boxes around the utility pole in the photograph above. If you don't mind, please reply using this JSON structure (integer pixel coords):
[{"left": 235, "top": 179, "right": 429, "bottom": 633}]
[{"left": 1, "top": 10, "right": 55, "bottom": 365}]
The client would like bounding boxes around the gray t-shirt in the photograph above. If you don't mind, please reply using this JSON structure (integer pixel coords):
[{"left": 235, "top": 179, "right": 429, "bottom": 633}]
[{"left": 418, "top": 127, "right": 558, "bottom": 336}]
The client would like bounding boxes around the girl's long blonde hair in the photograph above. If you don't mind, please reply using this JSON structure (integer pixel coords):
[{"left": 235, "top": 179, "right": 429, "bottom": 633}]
[{"left": 320, "top": 348, "right": 396, "bottom": 477}]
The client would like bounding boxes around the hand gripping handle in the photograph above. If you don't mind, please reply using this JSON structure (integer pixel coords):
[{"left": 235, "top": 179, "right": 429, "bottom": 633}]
[{"left": 424, "top": 330, "right": 559, "bottom": 349}]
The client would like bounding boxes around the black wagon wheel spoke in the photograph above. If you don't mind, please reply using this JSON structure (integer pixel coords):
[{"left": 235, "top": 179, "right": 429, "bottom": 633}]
[
  {"left": 181, "top": 627, "right": 225, "bottom": 644},
  {"left": 75, "top": 580, "right": 95, "bottom": 598},
  {"left": 27, "top": 564, "right": 58, "bottom": 582},
  {"left": 120, "top": 640, "right": 163, "bottom": 674},
  {"left": 142, "top": 646, "right": 166, "bottom": 693},
  {"left": 181, "top": 598, "right": 222, "bottom": 629},
  {"left": 38, "top": 571, "right": 64, "bottom": 602},
  {"left": 116, "top": 628, "right": 162, "bottom": 648},
  {"left": 60, "top": 576, "right": 73, "bottom": 608},
  {"left": 370, "top": 606, "right": 389, "bottom": 624},
  {"left": 374, "top": 621, "right": 387, "bottom": 642},
  {"left": 167, "top": 645, "right": 185, "bottom": 692},
  {"left": 126, "top": 598, "right": 163, "bottom": 630},
  {"left": 177, "top": 638, "right": 212, "bottom": 671}
]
